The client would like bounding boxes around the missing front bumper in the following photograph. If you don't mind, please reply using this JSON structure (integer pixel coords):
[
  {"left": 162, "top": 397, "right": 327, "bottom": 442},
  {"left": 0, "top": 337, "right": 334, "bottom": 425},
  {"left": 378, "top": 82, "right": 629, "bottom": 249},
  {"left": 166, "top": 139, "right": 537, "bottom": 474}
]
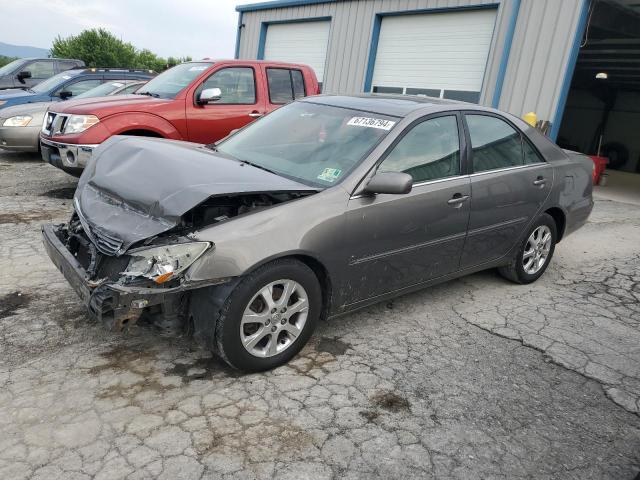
[{"left": 41, "top": 223, "right": 226, "bottom": 331}]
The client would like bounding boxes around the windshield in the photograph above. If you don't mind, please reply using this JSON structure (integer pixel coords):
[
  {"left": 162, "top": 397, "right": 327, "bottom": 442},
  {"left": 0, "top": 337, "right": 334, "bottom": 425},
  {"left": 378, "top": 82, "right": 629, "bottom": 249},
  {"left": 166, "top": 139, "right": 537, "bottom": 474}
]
[
  {"left": 135, "top": 62, "right": 211, "bottom": 99},
  {"left": 32, "top": 69, "right": 82, "bottom": 93},
  {"left": 0, "top": 59, "right": 25, "bottom": 77},
  {"left": 216, "top": 101, "right": 398, "bottom": 187},
  {"left": 75, "top": 81, "right": 127, "bottom": 99}
]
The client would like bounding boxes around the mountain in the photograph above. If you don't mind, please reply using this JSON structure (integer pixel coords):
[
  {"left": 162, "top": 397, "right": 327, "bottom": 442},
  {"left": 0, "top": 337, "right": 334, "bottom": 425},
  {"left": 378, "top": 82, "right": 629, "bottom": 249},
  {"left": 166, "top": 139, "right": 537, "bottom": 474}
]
[{"left": 0, "top": 41, "right": 49, "bottom": 58}]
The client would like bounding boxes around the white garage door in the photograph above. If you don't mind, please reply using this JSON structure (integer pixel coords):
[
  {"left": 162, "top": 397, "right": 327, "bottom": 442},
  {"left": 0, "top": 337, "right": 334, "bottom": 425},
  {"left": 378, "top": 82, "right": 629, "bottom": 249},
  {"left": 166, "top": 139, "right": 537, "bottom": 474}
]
[
  {"left": 371, "top": 9, "right": 497, "bottom": 103},
  {"left": 264, "top": 21, "right": 330, "bottom": 83}
]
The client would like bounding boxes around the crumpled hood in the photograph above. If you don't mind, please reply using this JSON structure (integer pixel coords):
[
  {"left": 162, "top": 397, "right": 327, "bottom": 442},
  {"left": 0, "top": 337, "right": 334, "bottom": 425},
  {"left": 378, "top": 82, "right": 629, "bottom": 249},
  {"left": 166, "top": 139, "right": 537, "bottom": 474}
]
[{"left": 75, "top": 136, "right": 315, "bottom": 253}]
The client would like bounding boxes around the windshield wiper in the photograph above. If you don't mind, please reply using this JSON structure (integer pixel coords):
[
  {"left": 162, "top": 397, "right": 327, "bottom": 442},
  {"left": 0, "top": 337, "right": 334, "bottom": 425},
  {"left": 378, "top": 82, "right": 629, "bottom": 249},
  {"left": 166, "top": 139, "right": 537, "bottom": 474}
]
[
  {"left": 239, "top": 160, "right": 278, "bottom": 176},
  {"left": 204, "top": 143, "right": 217, "bottom": 151},
  {"left": 135, "top": 91, "right": 159, "bottom": 98}
]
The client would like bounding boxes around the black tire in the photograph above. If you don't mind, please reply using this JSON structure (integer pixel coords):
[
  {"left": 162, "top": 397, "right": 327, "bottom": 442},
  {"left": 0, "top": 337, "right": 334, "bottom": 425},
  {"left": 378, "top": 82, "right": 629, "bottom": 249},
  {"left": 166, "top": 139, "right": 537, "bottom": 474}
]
[
  {"left": 214, "top": 258, "right": 322, "bottom": 372},
  {"left": 498, "top": 213, "right": 557, "bottom": 285},
  {"left": 601, "top": 142, "right": 628, "bottom": 170}
]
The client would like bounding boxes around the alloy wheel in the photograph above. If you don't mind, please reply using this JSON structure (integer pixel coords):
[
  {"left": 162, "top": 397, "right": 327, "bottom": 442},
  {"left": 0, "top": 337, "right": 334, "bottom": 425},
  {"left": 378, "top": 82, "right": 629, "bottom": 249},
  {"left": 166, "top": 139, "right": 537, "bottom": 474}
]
[
  {"left": 240, "top": 279, "right": 309, "bottom": 358},
  {"left": 522, "top": 225, "right": 552, "bottom": 275}
]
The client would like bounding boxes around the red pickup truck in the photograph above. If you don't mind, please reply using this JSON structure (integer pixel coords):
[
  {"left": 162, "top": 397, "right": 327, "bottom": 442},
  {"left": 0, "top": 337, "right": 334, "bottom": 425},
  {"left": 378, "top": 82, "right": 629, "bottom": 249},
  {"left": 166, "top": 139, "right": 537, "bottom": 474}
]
[{"left": 40, "top": 59, "right": 319, "bottom": 175}]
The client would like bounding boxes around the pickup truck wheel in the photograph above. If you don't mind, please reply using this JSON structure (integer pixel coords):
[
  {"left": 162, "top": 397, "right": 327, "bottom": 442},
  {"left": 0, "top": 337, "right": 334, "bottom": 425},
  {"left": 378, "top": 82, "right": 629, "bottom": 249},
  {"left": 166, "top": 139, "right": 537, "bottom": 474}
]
[
  {"left": 214, "top": 259, "right": 321, "bottom": 372},
  {"left": 498, "top": 213, "right": 557, "bottom": 284}
]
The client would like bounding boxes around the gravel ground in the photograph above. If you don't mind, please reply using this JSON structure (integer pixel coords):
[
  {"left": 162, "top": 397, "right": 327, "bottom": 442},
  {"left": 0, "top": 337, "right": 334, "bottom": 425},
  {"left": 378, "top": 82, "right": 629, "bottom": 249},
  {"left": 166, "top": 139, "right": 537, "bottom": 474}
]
[{"left": 0, "top": 151, "right": 639, "bottom": 480}]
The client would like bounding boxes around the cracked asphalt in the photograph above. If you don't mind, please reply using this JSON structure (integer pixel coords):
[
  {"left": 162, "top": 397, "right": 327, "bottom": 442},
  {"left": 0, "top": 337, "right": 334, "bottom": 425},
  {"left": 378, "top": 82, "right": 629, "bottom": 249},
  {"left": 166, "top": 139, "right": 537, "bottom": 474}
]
[{"left": 0, "top": 151, "right": 639, "bottom": 480}]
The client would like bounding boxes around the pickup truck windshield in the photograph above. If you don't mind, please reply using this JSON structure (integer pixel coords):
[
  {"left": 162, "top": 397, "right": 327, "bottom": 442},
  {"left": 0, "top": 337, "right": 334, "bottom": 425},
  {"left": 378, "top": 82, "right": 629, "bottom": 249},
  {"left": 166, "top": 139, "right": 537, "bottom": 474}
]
[
  {"left": 0, "top": 59, "right": 24, "bottom": 77},
  {"left": 135, "top": 62, "right": 212, "bottom": 99},
  {"left": 32, "top": 70, "right": 82, "bottom": 93},
  {"left": 216, "top": 101, "right": 398, "bottom": 188}
]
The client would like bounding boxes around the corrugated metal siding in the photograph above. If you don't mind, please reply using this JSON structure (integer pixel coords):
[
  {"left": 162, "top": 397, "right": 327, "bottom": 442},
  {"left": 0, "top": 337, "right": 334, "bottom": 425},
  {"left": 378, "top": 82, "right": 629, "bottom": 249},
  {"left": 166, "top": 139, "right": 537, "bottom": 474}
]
[
  {"left": 498, "top": 0, "right": 584, "bottom": 122},
  {"left": 238, "top": 0, "right": 515, "bottom": 105},
  {"left": 238, "top": 0, "right": 581, "bottom": 123}
]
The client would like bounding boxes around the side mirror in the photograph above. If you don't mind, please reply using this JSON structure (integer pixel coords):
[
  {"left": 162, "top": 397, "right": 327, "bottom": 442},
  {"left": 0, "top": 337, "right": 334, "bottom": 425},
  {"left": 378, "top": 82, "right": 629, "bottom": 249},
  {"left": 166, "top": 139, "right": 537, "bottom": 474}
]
[
  {"left": 197, "top": 87, "right": 222, "bottom": 105},
  {"left": 363, "top": 172, "right": 413, "bottom": 195},
  {"left": 17, "top": 70, "right": 32, "bottom": 82},
  {"left": 59, "top": 90, "right": 73, "bottom": 100}
]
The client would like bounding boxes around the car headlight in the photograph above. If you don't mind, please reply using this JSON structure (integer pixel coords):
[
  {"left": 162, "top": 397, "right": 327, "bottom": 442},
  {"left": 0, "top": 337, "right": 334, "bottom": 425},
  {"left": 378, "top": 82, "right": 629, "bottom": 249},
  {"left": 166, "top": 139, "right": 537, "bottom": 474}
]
[
  {"left": 64, "top": 114, "right": 100, "bottom": 134},
  {"left": 3, "top": 115, "right": 32, "bottom": 127},
  {"left": 123, "top": 242, "right": 212, "bottom": 284}
]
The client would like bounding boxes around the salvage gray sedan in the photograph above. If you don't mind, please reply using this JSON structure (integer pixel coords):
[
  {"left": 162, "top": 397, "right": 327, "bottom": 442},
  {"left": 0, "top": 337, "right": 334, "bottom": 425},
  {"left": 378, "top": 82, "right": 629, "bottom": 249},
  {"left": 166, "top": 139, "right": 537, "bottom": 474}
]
[{"left": 42, "top": 95, "right": 593, "bottom": 371}]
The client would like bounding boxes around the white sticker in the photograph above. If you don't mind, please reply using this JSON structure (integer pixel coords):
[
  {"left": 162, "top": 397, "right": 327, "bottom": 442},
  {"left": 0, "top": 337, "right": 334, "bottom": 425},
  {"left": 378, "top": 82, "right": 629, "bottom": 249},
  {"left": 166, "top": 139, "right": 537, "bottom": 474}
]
[
  {"left": 62, "top": 75, "right": 71, "bottom": 80},
  {"left": 189, "top": 66, "right": 207, "bottom": 71},
  {"left": 347, "top": 116, "right": 395, "bottom": 130},
  {"left": 111, "top": 82, "right": 124, "bottom": 87}
]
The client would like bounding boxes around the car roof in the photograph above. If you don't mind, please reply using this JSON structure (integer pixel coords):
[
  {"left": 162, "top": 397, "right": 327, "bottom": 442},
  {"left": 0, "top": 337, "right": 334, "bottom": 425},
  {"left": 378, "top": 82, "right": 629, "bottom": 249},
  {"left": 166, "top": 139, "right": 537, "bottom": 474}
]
[{"left": 302, "top": 94, "right": 468, "bottom": 118}]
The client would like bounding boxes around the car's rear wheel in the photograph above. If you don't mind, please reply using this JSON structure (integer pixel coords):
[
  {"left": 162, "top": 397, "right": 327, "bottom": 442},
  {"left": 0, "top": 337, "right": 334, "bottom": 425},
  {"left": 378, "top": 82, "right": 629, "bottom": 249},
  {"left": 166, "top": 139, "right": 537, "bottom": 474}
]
[
  {"left": 498, "top": 213, "right": 557, "bottom": 284},
  {"left": 214, "top": 259, "right": 321, "bottom": 372}
]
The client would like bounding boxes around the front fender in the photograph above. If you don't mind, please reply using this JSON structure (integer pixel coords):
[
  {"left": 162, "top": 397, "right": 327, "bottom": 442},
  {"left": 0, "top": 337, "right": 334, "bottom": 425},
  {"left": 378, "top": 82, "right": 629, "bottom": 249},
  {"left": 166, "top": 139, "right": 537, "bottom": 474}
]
[{"left": 102, "top": 112, "right": 184, "bottom": 140}]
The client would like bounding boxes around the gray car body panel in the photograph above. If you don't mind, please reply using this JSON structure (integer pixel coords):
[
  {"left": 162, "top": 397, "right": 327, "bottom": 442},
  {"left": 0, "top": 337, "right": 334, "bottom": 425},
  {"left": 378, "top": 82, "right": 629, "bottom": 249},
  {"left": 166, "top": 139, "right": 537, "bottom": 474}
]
[
  {"left": 73, "top": 95, "right": 594, "bottom": 316},
  {"left": 0, "top": 101, "right": 47, "bottom": 150}
]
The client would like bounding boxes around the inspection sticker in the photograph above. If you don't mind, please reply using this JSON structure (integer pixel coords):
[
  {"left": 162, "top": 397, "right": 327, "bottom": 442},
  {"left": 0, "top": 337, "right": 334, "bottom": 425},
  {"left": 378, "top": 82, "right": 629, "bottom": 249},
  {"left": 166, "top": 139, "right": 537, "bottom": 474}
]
[
  {"left": 189, "top": 66, "right": 208, "bottom": 71},
  {"left": 347, "top": 116, "right": 395, "bottom": 130},
  {"left": 317, "top": 168, "right": 342, "bottom": 183}
]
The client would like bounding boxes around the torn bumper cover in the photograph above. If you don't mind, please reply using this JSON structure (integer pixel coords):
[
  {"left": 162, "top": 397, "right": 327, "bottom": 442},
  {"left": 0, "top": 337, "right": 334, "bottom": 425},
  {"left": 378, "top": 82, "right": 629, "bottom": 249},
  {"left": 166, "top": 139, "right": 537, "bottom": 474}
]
[{"left": 42, "top": 223, "right": 225, "bottom": 330}]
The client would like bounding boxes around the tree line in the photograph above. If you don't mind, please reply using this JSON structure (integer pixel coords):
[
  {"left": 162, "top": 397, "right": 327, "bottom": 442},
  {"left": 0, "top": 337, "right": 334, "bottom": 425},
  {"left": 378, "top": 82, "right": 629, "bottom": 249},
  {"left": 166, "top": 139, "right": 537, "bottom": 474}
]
[
  {"left": 0, "top": 29, "right": 192, "bottom": 72},
  {"left": 52, "top": 29, "right": 192, "bottom": 72}
]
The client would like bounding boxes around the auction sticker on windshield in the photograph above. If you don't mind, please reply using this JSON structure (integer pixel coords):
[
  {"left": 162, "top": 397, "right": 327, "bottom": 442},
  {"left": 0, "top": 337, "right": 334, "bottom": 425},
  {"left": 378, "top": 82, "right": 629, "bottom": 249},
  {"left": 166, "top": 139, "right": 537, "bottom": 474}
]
[
  {"left": 347, "top": 117, "right": 395, "bottom": 130},
  {"left": 317, "top": 168, "right": 342, "bottom": 183}
]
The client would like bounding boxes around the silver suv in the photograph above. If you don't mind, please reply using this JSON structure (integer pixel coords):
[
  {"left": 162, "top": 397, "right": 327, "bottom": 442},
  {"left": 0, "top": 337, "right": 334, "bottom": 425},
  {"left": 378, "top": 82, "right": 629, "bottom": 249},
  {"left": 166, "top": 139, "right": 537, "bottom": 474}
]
[{"left": 0, "top": 58, "right": 85, "bottom": 90}]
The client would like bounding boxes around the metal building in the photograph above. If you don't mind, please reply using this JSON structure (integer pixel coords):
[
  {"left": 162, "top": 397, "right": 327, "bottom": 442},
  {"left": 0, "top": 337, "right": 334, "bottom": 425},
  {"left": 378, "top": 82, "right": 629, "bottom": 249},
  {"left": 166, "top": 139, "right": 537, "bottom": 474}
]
[
  {"left": 234, "top": 0, "right": 640, "bottom": 178},
  {"left": 234, "top": 0, "right": 589, "bottom": 140}
]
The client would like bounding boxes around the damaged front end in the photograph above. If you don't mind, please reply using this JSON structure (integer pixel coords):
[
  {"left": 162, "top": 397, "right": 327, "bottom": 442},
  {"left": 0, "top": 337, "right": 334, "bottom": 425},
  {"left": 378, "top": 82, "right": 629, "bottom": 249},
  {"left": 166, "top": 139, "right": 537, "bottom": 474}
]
[
  {"left": 42, "top": 136, "right": 318, "bottom": 335},
  {"left": 42, "top": 213, "right": 225, "bottom": 334}
]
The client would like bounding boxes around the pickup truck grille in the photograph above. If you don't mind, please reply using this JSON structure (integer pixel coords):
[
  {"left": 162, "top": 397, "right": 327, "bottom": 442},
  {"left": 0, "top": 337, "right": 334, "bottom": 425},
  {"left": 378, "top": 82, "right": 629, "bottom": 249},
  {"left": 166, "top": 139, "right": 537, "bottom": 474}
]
[{"left": 42, "top": 112, "right": 69, "bottom": 136}]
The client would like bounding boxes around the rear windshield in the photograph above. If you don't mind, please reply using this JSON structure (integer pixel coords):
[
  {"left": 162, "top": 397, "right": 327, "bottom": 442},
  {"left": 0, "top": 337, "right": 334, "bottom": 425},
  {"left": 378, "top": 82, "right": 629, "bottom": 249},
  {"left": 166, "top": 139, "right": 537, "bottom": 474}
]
[
  {"left": 216, "top": 101, "right": 398, "bottom": 188},
  {"left": 32, "top": 69, "right": 83, "bottom": 93},
  {"left": 135, "top": 62, "right": 211, "bottom": 99}
]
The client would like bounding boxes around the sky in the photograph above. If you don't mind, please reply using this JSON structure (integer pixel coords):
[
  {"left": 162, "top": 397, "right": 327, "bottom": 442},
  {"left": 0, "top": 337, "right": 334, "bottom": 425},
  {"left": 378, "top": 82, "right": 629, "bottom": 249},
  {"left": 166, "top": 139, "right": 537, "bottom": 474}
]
[{"left": 0, "top": 0, "right": 259, "bottom": 60}]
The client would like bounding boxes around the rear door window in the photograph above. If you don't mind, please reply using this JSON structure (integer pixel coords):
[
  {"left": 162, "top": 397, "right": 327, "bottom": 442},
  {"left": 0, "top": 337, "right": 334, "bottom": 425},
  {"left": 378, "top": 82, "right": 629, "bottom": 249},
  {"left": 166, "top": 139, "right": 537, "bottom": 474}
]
[
  {"left": 267, "top": 68, "right": 306, "bottom": 104},
  {"left": 466, "top": 114, "right": 523, "bottom": 173}
]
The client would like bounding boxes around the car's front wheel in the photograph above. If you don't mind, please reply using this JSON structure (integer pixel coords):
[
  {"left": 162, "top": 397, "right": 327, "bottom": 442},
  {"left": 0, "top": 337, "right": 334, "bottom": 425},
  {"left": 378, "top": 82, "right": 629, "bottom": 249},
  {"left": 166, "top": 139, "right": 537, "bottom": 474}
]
[
  {"left": 214, "top": 259, "right": 322, "bottom": 372},
  {"left": 498, "top": 213, "right": 557, "bottom": 284}
]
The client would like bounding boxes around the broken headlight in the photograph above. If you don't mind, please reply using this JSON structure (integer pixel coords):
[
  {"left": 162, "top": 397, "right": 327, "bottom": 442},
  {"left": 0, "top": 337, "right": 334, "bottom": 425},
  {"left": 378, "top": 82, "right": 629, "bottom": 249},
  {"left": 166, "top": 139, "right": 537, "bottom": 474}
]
[{"left": 123, "top": 242, "right": 212, "bottom": 284}]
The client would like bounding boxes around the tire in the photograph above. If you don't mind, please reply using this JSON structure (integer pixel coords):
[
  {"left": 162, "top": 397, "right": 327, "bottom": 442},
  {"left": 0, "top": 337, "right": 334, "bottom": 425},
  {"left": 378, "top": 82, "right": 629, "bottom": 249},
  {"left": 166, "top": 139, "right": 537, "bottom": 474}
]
[
  {"left": 601, "top": 142, "right": 628, "bottom": 170},
  {"left": 498, "top": 213, "right": 557, "bottom": 285},
  {"left": 214, "top": 258, "right": 322, "bottom": 372}
]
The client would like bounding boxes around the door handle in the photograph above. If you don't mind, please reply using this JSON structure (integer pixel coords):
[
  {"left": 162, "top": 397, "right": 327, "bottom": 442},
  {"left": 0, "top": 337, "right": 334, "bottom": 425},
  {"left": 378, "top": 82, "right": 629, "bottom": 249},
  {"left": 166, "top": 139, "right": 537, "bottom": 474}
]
[
  {"left": 447, "top": 194, "right": 470, "bottom": 207},
  {"left": 248, "top": 111, "right": 263, "bottom": 118},
  {"left": 533, "top": 176, "right": 546, "bottom": 187}
]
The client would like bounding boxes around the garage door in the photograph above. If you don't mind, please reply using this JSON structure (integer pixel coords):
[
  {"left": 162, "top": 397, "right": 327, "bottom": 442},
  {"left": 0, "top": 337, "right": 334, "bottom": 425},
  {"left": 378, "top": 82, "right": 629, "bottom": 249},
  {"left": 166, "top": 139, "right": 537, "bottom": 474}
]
[
  {"left": 264, "top": 21, "right": 331, "bottom": 85},
  {"left": 371, "top": 9, "right": 497, "bottom": 103}
]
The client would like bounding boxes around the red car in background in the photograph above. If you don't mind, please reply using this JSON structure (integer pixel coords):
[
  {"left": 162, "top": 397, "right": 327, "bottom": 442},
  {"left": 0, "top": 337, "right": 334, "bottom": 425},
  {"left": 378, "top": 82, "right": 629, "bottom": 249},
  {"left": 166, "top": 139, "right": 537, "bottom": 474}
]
[{"left": 40, "top": 59, "right": 319, "bottom": 175}]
